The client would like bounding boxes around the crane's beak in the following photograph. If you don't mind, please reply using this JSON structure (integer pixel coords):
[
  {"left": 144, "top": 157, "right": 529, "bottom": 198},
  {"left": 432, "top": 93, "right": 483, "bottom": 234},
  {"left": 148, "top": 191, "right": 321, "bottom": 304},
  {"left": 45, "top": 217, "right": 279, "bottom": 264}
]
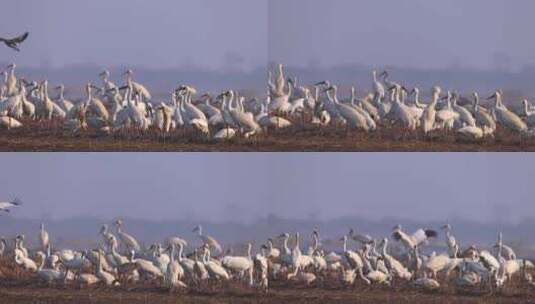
[{"left": 486, "top": 94, "right": 496, "bottom": 100}]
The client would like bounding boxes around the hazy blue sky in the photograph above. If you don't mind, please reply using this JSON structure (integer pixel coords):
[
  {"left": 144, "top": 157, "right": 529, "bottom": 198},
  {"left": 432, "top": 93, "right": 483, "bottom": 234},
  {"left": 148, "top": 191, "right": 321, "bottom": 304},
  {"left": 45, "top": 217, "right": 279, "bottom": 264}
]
[
  {"left": 269, "top": 0, "right": 535, "bottom": 70},
  {"left": 0, "top": 0, "right": 267, "bottom": 70},
  {"left": 1, "top": 153, "right": 533, "bottom": 224},
  {"left": 1, "top": 1, "right": 533, "bottom": 70}
]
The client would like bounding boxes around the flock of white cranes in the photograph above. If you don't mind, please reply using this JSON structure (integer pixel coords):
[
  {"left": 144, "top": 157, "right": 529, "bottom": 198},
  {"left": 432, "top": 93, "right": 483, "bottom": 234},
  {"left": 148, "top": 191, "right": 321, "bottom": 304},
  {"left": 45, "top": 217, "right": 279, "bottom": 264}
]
[
  {"left": 1, "top": 63, "right": 535, "bottom": 143},
  {"left": 1, "top": 214, "right": 534, "bottom": 295}
]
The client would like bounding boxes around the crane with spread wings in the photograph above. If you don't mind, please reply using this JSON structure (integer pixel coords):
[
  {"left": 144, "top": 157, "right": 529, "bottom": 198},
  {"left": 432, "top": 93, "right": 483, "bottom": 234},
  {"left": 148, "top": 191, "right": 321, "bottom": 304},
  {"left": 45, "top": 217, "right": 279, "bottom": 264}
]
[{"left": 0, "top": 32, "right": 29, "bottom": 51}]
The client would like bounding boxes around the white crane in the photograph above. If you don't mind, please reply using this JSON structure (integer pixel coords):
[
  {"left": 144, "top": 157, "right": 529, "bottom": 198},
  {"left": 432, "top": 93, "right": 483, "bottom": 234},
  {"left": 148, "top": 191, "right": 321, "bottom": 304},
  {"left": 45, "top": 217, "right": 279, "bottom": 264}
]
[
  {"left": 388, "top": 85, "right": 417, "bottom": 130},
  {"left": 202, "top": 244, "right": 230, "bottom": 281},
  {"left": 99, "top": 224, "right": 114, "bottom": 251},
  {"left": 488, "top": 91, "right": 527, "bottom": 132},
  {"left": 266, "top": 238, "right": 280, "bottom": 259},
  {"left": 196, "top": 93, "right": 221, "bottom": 119},
  {"left": 421, "top": 86, "right": 441, "bottom": 134},
  {"left": 222, "top": 91, "right": 261, "bottom": 138},
  {"left": 54, "top": 84, "right": 74, "bottom": 113},
  {"left": 165, "top": 244, "right": 187, "bottom": 290},
  {"left": 348, "top": 228, "right": 373, "bottom": 245},
  {"left": 441, "top": 224, "right": 459, "bottom": 258},
  {"left": 435, "top": 91, "right": 458, "bottom": 130},
  {"left": 495, "top": 232, "right": 516, "bottom": 260},
  {"left": 451, "top": 92, "right": 476, "bottom": 127},
  {"left": 379, "top": 238, "right": 412, "bottom": 280},
  {"left": 114, "top": 219, "right": 141, "bottom": 253},
  {"left": 472, "top": 92, "right": 496, "bottom": 131},
  {"left": 0, "top": 197, "right": 22, "bottom": 212},
  {"left": 392, "top": 225, "right": 437, "bottom": 251},
  {"left": 522, "top": 99, "right": 535, "bottom": 127},
  {"left": 96, "top": 249, "right": 119, "bottom": 286},
  {"left": 123, "top": 69, "right": 151, "bottom": 102},
  {"left": 323, "top": 85, "right": 371, "bottom": 131},
  {"left": 108, "top": 235, "right": 130, "bottom": 266},
  {"left": 371, "top": 70, "right": 384, "bottom": 99},
  {"left": 14, "top": 249, "right": 38, "bottom": 272},
  {"left": 4, "top": 63, "right": 18, "bottom": 96},
  {"left": 99, "top": 70, "right": 119, "bottom": 104},
  {"left": 39, "top": 223, "right": 50, "bottom": 252},
  {"left": 36, "top": 251, "right": 65, "bottom": 284},
  {"left": 340, "top": 235, "right": 369, "bottom": 284},
  {"left": 221, "top": 243, "right": 254, "bottom": 281},
  {"left": 193, "top": 225, "right": 222, "bottom": 254},
  {"left": 274, "top": 64, "right": 286, "bottom": 98}
]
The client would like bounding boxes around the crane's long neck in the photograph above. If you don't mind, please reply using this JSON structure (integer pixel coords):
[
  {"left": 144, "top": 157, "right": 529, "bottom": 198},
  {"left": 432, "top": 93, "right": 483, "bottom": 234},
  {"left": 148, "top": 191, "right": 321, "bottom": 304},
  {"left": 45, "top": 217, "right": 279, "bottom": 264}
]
[
  {"left": 414, "top": 90, "right": 421, "bottom": 105},
  {"left": 170, "top": 245, "right": 175, "bottom": 263},
  {"left": 495, "top": 94, "right": 504, "bottom": 109},
  {"left": 268, "top": 71, "right": 274, "bottom": 86},
  {"left": 430, "top": 92, "right": 439, "bottom": 106},
  {"left": 400, "top": 89, "right": 406, "bottom": 104},
  {"left": 59, "top": 87, "right": 64, "bottom": 100},
  {"left": 247, "top": 244, "right": 252, "bottom": 259},
  {"left": 126, "top": 74, "right": 133, "bottom": 86},
  {"left": 97, "top": 251, "right": 104, "bottom": 273},
  {"left": 177, "top": 244, "right": 184, "bottom": 262},
  {"left": 381, "top": 241, "right": 388, "bottom": 257},
  {"left": 393, "top": 88, "right": 401, "bottom": 104},
  {"left": 38, "top": 255, "right": 45, "bottom": 271},
  {"left": 331, "top": 88, "right": 339, "bottom": 104},
  {"left": 286, "top": 81, "right": 292, "bottom": 96},
  {"left": 228, "top": 93, "right": 235, "bottom": 111},
  {"left": 110, "top": 241, "right": 119, "bottom": 255},
  {"left": 87, "top": 85, "right": 92, "bottom": 102},
  {"left": 294, "top": 233, "right": 300, "bottom": 251},
  {"left": 283, "top": 237, "right": 289, "bottom": 253},
  {"left": 43, "top": 83, "right": 49, "bottom": 101}
]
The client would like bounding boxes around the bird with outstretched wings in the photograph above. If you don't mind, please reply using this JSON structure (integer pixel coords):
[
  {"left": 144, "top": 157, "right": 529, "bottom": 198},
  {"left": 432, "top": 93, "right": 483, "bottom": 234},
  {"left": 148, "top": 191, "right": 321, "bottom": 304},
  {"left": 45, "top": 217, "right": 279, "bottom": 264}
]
[{"left": 0, "top": 32, "right": 29, "bottom": 51}]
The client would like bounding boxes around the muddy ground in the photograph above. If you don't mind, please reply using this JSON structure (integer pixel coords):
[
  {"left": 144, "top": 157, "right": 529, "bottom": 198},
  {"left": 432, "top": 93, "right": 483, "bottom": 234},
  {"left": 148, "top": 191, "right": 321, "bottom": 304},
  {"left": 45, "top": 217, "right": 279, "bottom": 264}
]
[{"left": 0, "top": 119, "right": 534, "bottom": 152}]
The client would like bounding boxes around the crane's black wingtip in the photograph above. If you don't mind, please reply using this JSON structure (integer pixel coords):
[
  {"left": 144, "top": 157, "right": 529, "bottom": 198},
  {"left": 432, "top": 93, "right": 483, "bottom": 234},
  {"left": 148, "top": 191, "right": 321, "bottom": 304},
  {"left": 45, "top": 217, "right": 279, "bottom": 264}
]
[{"left": 425, "top": 229, "right": 438, "bottom": 238}]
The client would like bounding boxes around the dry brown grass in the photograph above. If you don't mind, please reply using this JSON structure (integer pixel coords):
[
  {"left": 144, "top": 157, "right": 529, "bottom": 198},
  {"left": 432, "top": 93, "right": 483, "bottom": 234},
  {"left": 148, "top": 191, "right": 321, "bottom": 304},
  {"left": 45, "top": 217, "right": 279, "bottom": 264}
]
[{"left": 1, "top": 118, "right": 535, "bottom": 151}]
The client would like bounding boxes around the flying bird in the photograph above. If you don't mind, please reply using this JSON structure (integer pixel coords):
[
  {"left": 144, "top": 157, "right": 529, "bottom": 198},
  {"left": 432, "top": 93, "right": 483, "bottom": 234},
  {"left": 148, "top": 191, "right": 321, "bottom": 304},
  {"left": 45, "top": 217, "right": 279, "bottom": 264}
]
[
  {"left": 0, "top": 32, "right": 29, "bottom": 52},
  {"left": 0, "top": 198, "right": 22, "bottom": 212}
]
